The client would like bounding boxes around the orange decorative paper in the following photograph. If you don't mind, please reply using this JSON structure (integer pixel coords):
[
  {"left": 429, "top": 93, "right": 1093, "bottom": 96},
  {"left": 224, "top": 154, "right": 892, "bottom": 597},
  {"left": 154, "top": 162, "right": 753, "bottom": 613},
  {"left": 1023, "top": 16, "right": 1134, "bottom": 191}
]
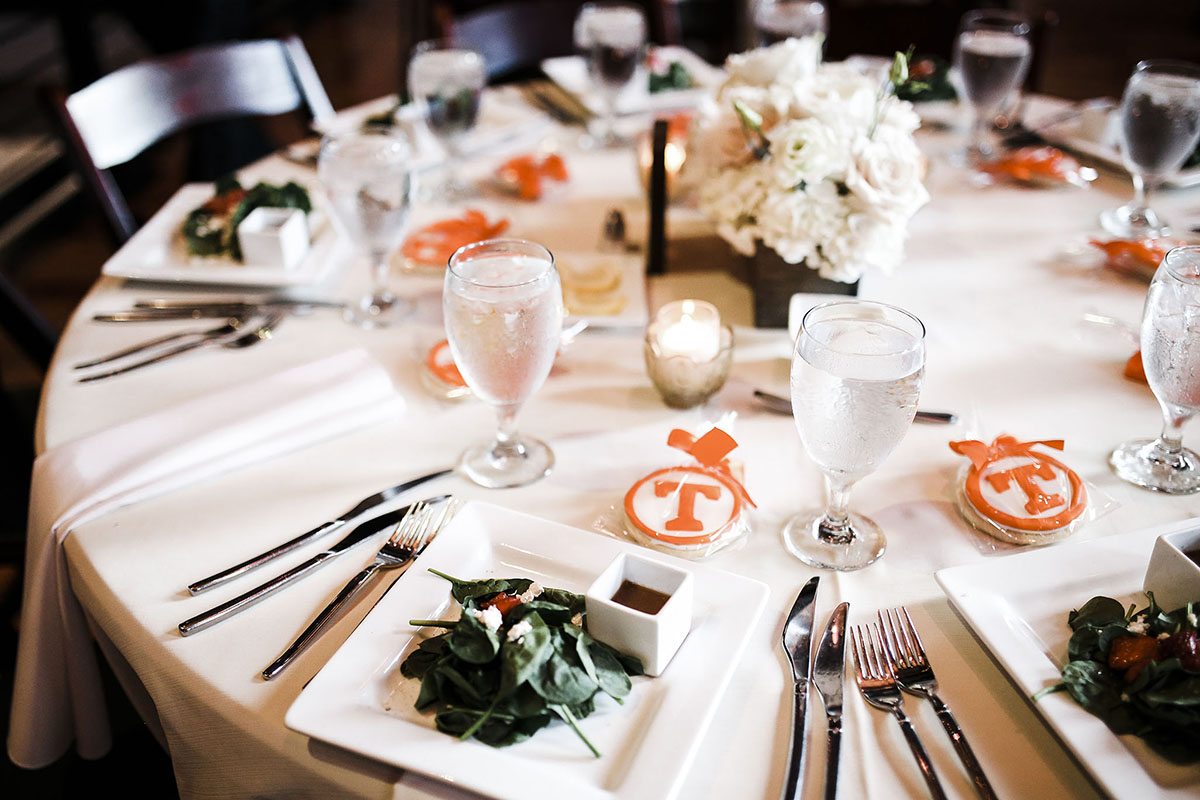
[
  {"left": 1089, "top": 237, "right": 1183, "bottom": 280},
  {"left": 495, "top": 153, "right": 568, "bottom": 200},
  {"left": 977, "top": 146, "right": 1085, "bottom": 185},
  {"left": 401, "top": 210, "right": 510, "bottom": 267},
  {"left": 950, "top": 435, "right": 1087, "bottom": 533}
]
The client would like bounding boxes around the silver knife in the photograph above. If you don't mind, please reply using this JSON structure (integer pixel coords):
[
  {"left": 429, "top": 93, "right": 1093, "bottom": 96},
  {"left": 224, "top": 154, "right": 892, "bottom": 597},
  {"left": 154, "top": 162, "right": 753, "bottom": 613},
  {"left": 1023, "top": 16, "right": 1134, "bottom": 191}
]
[
  {"left": 752, "top": 390, "right": 958, "bottom": 425},
  {"left": 812, "top": 602, "right": 849, "bottom": 800},
  {"left": 177, "top": 495, "right": 448, "bottom": 636},
  {"left": 780, "top": 576, "right": 820, "bottom": 800},
  {"left": 186, "top": 468, "right": 453, "bottom": 594}
]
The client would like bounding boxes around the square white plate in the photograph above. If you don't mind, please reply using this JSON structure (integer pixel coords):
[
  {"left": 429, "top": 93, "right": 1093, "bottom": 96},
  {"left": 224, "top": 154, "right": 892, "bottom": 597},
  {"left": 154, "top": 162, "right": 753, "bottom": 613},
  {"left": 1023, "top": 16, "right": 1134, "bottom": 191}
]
[
  {"left": 541, "top": 46, "right": 724, "bottom": 117},
  {"left": 936, "top": 519, "right": 1200, "bottom": 800},
  {"left": 102, "top": 183, "right": 346, "bottom": 287},
  {"left": 285, "top": 501, "right": 769, "bottom": 800}
]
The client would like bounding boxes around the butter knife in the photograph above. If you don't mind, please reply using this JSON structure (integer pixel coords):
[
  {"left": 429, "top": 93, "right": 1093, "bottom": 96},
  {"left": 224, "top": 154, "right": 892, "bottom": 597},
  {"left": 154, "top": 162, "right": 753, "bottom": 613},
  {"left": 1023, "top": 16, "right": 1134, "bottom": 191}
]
[
  {"left": 752, "top": 390, "right": 958, "bottom": 425},
  {"left": 186, "top": 468, "right": 452, "bottom": 594},
  {"left": 780, "top": 576, "right": 820, "bottom": 800},
  {"left": 812, "top": 602, "right": 849, "bottom": 800},
  {"left": 177, "top": 495, "right": 448, "bottom": 636}
]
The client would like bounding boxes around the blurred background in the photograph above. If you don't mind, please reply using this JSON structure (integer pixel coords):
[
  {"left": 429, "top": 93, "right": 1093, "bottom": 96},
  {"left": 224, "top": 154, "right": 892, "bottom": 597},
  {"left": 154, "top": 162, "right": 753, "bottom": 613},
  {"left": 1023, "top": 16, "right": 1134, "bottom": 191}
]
[{"left": 0, "top": 0, "right": 1197, "bottom": 793}]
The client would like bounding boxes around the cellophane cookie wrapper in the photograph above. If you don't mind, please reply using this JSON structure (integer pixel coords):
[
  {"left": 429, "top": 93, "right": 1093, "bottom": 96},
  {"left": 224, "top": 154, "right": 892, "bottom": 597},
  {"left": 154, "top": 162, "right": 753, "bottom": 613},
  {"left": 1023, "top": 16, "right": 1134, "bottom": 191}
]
[
  {"left": 594, "top": 422, "right": 755, "bottom": 560},
  {"left": 949, "top": 434, "right": 1117, "bottom": 549}
]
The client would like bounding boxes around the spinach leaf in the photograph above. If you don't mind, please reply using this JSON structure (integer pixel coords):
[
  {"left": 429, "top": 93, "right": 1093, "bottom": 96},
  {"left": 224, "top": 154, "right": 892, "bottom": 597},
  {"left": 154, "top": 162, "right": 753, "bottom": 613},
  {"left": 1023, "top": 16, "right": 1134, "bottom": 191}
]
[
  {"left": 446, "top": 610, "right": 500, "bottom": 664},
  {"left": 427, "top": 568, "right": 534, "bottom": 605}
]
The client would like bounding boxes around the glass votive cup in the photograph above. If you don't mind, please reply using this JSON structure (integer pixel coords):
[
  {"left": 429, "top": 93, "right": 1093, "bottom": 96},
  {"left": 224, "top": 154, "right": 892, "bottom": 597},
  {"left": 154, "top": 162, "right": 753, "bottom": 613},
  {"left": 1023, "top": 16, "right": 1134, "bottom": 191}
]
[{"left": 644, "top": 301, "right": 733, "bottom": 408}]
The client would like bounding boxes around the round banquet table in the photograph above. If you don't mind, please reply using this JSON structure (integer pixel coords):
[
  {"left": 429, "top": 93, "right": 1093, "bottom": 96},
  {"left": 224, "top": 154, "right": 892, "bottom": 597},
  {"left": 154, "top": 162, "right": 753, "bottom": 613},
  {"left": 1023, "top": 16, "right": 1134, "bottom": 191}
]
[{"left": 13, "top": 86, "right": 1200, "bottom": 800}]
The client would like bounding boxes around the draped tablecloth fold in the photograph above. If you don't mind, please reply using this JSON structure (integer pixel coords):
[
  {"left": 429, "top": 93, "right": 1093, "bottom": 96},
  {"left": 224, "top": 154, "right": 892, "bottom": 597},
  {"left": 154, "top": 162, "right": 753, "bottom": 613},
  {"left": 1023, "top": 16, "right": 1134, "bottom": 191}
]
[{"left": 7, "top": 348, "right": 405, "bottom": 768}]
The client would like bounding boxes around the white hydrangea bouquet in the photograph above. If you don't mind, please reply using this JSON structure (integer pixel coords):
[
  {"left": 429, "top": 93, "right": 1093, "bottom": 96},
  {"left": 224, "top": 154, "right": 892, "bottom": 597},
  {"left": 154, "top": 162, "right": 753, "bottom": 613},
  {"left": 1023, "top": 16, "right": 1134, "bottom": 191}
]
[{"left": 695, "top": 37, "right": 930, "bottom": 284}]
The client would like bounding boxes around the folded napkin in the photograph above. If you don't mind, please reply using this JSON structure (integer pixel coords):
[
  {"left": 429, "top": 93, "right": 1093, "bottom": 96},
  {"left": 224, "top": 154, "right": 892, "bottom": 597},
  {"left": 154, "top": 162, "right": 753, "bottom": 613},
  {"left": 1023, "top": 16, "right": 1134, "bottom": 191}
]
[{"left": 7, "top": 348, "right": 405, "bottom": 768}]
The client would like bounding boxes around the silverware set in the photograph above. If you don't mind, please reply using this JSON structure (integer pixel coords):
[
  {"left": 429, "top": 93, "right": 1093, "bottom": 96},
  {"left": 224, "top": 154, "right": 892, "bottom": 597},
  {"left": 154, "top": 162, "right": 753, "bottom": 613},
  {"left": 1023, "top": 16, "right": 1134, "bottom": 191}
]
[
  {"left": 781, "top": 581, "right": 994, "bottom": 799},
  {"left": 176, "top": 466, "right": 455, "bottom": 678}
]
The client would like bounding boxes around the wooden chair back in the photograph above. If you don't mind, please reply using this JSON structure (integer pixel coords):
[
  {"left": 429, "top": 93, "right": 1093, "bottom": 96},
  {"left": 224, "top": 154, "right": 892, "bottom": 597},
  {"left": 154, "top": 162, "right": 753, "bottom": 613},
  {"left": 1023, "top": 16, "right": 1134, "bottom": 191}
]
[{"left": 42, "top": 35, "right": 334, "bottom": 245}]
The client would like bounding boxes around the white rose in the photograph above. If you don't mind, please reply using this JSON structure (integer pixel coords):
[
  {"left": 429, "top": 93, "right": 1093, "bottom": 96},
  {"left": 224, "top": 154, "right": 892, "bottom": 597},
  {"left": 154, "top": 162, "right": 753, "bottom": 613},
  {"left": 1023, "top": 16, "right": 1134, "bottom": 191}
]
[
  {"left": 845, "top": 125, "right": 930, "bottom": 224},
  {"left": 757, "top": 180, "right": 845, "bottom": 265},
  {"left": 792, "top": 65, "right": 878, "bottom": 130},
  {"left": 768, "top": 118, "right": 850, "bottom": 188},
  {"left": 723, "top": 36, "right": 820, "bottom": 89}
]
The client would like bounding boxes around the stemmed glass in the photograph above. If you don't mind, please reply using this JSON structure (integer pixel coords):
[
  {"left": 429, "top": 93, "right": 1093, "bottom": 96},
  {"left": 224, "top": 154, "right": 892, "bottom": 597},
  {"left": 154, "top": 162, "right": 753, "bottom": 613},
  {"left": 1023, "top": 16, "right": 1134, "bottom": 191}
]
[
  {"left": 443, "top": 239, "right": 564, "bottom": 488},
  {"left": 407, "top": 39, "right": 487, "bottom": 200},
  {"left": 578, "top": 2, "right": 646, "bottom": 147},
  {"left": 783, "top": 300, "right": 926, "bottom": 570},
  {"left": 1110, "top": 245, "right": 1200, "bottom": 494},
  {"left": 952, "top": 9, "right": 1032, "bottom": 164},
  {"left": 753, "top": 0, "right": 828, "bottom": 46},
  {"left": 318, "top": 128, "right": 415, "bottom": 328},
  {"left": 1100, "top": 60, "right": 1200, "bottom": 238}
]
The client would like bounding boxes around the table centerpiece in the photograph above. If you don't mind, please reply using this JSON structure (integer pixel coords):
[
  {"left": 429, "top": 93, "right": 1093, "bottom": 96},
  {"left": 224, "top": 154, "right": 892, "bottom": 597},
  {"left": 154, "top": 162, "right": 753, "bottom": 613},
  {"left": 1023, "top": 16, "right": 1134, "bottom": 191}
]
[{"left": 693, "top": 37, "right": 931, "bottom": 327}]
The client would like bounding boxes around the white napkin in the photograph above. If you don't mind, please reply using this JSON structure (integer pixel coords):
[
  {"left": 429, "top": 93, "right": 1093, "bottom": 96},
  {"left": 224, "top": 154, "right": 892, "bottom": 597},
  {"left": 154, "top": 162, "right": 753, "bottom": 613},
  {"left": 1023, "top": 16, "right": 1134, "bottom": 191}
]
[{"left": 7, "top": 348, "right": 405, "bottom": 768}]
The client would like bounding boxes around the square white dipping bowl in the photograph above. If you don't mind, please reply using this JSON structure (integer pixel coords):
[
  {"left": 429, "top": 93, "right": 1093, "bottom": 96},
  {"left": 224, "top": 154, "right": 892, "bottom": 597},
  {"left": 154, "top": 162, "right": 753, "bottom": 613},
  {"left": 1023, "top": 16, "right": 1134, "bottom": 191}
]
[
  {"left": 585, "top": 551, "right": 693, "bottom": 677},
  {"left": 236, "top": 206, "right": 309, "bottom": 270},
  {"left": 1143, "top": 526, "right": 1200, "bottom": 612}
]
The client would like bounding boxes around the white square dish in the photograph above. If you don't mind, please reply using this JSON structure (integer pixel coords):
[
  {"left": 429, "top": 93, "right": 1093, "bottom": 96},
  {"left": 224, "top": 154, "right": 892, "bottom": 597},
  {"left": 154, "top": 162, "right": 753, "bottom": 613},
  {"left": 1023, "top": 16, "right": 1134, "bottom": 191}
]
[
  {"left": 585, "top": 551, "right": 693, "bottom": 676},
  {"left": 285, "top": 501, "right": 768, "bottom": 800},
  {"left": 1144, "top": 527, "right": 1200, "bottom": 613},
  {"left": 936, "top": 519, "right": 1200, "bottom": 800}
]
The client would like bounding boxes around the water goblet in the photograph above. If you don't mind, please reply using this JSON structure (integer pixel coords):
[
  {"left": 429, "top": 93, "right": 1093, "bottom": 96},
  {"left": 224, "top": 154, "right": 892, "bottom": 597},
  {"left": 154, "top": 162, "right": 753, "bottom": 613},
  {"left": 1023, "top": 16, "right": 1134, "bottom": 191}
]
[
  {"left": 783, "top": 300, "right": 926, "bottom": 571},
  {"left": 407, "top": 39, "right": 487, "bottom": 200},
  {"left": 318, "top": 128, "right": 415, "bottom": 328},
  {"left": 1100, "top": 60, "right": 1200, "bottom": 238},
  {"left": 579, "top": 2, "right": 646, "bottom": 147},
  {"left": 753, "top": 0, "right": 828, "bottom": 47},
  {"left": 443, "top": 239, "right": 563, "bottom": 488},
  {"left": 1110, "top": 245, "right": 1200, "bottom": 494},
  {"left": 952, "top": 9, "right": 1032, "bottom": 165}
]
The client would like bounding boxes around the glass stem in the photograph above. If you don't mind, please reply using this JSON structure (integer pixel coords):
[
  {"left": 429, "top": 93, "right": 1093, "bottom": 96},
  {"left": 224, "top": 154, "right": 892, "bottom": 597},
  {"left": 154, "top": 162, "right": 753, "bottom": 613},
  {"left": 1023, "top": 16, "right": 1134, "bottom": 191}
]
[
  {"left": 817, "top": 476, "right": 855, "bottom": 545},
  {"left": 1129, "top": 173, "right": 1149, "bottom": 216},
  {"left": 491, "top": 404, "right": 526, "bottom": 461},
  {"left": 1152, "top": 406, "right": 1193, "bottom": 469},
  {"left": 369, "top": 254, "right": 392, "bottom": 302},
  {"left": 968, "top": 112, "right": 991, "bottom": 161}
]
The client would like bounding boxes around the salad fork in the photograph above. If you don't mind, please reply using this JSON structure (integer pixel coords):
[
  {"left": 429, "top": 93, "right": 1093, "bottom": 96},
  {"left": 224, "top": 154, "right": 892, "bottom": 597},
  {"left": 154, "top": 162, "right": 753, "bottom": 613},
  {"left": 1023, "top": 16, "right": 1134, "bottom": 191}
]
[
  {"left": 261, "top": 497, "right": 458, "bottom": 681},
  {"left": 851, "top": 623, "right": 947, "bottom": 800},
  {"left": 879, "top": 608, "right": 998, "bottom": 800}
]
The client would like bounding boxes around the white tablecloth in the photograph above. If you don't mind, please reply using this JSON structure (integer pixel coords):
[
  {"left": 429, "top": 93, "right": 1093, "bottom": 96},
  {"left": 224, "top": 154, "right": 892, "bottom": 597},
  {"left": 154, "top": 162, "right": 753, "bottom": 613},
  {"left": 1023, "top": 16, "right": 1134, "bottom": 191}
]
[{"left": 12, "top": 88, "right": 1200, "bottom": 800}]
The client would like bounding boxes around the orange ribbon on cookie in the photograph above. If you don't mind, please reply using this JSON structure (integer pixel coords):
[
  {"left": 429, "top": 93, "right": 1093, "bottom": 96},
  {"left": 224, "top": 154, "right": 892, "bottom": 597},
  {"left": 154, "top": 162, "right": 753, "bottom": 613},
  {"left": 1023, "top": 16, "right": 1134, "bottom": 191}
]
[
  {"left": 950, "top": 435, "right": 1087, "bottom": 533},
  {"left": 665, "top": 427, "right": 756, "bottom": 507}
]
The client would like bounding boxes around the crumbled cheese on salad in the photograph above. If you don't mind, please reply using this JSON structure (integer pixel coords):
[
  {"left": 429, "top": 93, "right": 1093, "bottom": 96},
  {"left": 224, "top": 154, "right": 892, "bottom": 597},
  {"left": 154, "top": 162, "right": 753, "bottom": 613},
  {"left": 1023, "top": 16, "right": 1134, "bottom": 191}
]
[
  {"left": 469, "top": 605, "right": 503, "bottom": 632},
  {"left": 1127, "top": 617, "right": 1147, "bottom": 635},
  {"left": 517, "top": 582, "right": 543, "bottom": 603},
  {"left": 507, "top": 620, "right": 533, "bottom": 642}
]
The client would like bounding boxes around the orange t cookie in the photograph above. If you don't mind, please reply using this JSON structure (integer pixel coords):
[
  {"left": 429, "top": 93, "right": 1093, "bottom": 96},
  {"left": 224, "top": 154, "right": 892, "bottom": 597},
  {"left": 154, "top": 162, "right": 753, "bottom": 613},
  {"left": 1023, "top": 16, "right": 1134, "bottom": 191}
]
[
  {"left": 623, "top": 465, "right": 745, "bottom": 552},
  {"left": 950, "top": 435, "right": 1087, "bottom": 545}
]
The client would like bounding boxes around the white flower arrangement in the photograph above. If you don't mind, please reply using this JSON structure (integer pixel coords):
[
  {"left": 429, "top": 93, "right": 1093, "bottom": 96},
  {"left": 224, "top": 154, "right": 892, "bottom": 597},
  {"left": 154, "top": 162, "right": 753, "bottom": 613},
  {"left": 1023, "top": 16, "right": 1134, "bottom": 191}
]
[{"left": 695, "top": 38, "right": 930, "bottom": 284}]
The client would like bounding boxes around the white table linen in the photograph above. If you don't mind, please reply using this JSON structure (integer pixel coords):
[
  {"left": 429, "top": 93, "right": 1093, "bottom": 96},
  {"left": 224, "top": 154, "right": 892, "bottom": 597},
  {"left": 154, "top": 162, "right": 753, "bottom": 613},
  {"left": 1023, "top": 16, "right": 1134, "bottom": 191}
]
[
  {"left": 13, "top": 89, "right": 1200, "bottom": 800},
  {"left": 8, "top": 348, "right": 404, "bottom": 768}
]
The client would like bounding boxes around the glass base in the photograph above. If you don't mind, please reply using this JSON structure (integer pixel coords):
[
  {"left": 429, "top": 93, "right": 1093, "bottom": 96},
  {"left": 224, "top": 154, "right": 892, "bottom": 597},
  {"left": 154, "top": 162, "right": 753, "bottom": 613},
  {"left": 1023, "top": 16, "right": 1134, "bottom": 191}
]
[
  {"left": 458, "top": 435, "right": 554, "bottom": 489},
  {"left": 781, "top": 509, "right": 886, "bottom": 571},
  {"left": 1110, "top": 437, "right": 1200, "bottom": 494},
  {"left": 343, "top": 291, "right": 413, "bottom": 329},
  {"left": 1099, "top": 203, "right": 1169, "bottom": 238}
]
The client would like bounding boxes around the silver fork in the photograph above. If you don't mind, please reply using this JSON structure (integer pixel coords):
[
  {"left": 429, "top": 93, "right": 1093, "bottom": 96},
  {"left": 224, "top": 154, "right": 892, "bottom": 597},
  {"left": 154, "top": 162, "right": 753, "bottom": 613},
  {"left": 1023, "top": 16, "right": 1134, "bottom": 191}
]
[
  {"left": 851, "top": 623, "right": 948, "bottom": 800},
  {"left": 879, "top": 608, "right": 998, "bottom": 800},
  {"left": 261, "top": 498, "right": 458, "bottom": 680}
]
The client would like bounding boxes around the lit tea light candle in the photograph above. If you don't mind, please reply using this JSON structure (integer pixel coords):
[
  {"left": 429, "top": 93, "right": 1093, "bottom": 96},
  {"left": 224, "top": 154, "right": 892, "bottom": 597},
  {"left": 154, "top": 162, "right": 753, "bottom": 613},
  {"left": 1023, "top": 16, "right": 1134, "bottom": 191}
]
[
  {"left": 652, "top": 300, "right": 721, "bottom": 362},
  {"left": 644, "top": 300, "right": 733, "bottom": 409}
]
